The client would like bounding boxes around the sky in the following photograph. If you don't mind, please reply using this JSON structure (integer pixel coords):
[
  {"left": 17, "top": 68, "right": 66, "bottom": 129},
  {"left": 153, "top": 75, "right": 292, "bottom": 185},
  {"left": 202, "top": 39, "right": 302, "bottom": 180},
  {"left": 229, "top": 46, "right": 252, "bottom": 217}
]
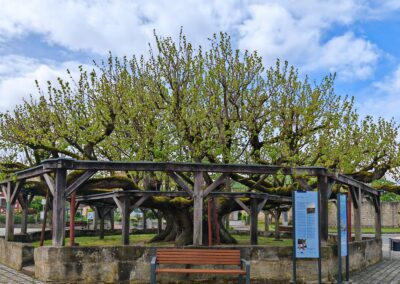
[{"left": 0, "top": 0, "right": 400, "bottom": 121}]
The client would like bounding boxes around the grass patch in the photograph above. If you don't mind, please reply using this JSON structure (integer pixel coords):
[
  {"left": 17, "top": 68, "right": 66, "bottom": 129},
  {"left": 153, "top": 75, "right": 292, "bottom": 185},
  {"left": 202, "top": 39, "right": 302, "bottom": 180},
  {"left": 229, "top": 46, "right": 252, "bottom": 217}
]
[
  {"left": 232, "top": 234, "right": 292, "bottom": 246},
  {"left": 328, "top": 227, "right": 400, "bottom": 234},
  {"left": 32, "top": 233, "right": 292, "bottom": 247}
]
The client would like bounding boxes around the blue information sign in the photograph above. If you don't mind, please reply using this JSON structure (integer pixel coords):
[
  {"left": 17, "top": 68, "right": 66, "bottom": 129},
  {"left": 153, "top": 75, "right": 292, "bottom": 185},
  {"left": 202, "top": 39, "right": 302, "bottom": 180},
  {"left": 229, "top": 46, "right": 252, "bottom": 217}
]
[
  {"left": 294, "top": 191, "right": 320, "bottom": 258},
  {"left": 339, "top": 194, "right": 348, "bottom": 257}
]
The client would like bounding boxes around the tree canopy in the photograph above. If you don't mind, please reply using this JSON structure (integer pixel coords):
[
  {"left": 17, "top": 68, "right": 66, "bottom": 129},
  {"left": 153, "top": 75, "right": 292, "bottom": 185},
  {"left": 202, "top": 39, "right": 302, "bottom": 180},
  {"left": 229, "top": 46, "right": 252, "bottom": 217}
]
[{"left": 0, "top": 31, "right": 399, "bottom": 244}]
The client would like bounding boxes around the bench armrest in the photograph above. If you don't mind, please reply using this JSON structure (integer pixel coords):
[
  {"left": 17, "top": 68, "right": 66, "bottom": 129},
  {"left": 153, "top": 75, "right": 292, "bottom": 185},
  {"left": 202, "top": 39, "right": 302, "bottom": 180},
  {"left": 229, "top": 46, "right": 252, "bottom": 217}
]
[
  {"left": 241, "top": 258, "right": 249, "bottom": 268},
  {"left": 151, "top": 256, "right": 157, "bottom": 265}
]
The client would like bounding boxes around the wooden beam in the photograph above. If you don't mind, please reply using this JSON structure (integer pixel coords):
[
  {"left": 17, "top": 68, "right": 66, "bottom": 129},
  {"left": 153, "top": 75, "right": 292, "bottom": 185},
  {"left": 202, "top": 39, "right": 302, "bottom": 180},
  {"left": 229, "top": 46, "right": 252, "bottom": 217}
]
[
  {"left": 42, "top": 158, "right": 327, "bottom": 176},
  {"left": 65, "top": 170, "right": 97, "bottom": 197},
  {"left": 52, "top": 169, "right": 67, "bottom": 246},
  {"left": 193, "top": 171, "right": 204, "bottom": 246},
  {"left": 0, "top": 165, "right": 52, "bottom": 185},
  {"left": 43, "top": 173, "right": 55, "bottom": 196},
  {"left": 203, "top": 173, "right": 229, "bottom": 197},
  {"left": 167, "top": 171, "right": 194, "bottom": 196}
]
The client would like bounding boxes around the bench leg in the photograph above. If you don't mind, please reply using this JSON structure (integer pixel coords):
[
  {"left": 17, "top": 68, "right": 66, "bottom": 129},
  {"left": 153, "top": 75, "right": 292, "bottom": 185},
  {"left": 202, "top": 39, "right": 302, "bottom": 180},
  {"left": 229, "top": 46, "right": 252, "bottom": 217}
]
[
  {"left": 150, "top": 264, "right": 156, "bottom": 284},
  {"left": 238, "top": 274, "right": 243, "bottom": 284},
  {"left": 245, "top": 265, "right": 250, "bottom": 284}
]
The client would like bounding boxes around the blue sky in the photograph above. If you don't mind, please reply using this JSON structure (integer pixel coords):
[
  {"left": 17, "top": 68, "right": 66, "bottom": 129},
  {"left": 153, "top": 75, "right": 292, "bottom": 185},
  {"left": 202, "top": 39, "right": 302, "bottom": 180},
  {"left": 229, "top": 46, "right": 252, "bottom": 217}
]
[{"left": 0, "top": 0, "right": 400, "bottom": 121}]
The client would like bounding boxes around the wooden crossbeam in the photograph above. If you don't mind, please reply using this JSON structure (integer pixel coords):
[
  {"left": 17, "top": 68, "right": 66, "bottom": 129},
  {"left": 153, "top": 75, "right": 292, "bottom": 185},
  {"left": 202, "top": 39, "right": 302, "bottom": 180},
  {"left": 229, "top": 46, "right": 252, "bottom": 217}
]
[
  {"left": 43, "top": 173, "right": 55, "bottom": 196},
  {"left": 203, "top": 173, "right": 229, "bottom": 197},
  {"left": 168, "top": 171, "right": 194, "bottom": 196},
  {"left": 349, "top": 186, "right": 359, "bottom": 209},
  {"left": 65, "top": 170, "right": 97, "bottom": 197},
  {"left": 130, "top": 195, "right": 150, "bottom": 210},
  {"left": 327, "top": 179, "right": 336, "bottom": 199},
  {"left": 10, "top": 181, "right": 24, "bottom": 205},
  {"left": 257, "top": 197, "right": 269, "bottom": 213},
  {"left": 234, "top": 198, "right": 250, "bottom": 214}
]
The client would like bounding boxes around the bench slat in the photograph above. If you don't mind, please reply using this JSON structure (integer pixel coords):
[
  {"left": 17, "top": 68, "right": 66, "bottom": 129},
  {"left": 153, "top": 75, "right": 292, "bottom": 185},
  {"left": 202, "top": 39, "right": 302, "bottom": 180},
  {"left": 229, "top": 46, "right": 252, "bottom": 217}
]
[
  {"left": 158, "top": 261, "right": 240, "bottom": 265},
  {"left": 156, "top": 268, "right": 246, "bottom": 275}
]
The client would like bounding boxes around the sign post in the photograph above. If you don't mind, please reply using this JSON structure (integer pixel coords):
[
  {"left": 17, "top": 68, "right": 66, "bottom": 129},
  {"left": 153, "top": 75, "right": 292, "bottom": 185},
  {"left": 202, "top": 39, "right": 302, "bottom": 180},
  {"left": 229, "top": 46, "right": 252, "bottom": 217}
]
[
  {"left": 293, "top": 191, "right": 321, "bottom": 283},
  {"left": 337, "top": 193, "right": 348, "bottom": 283}
]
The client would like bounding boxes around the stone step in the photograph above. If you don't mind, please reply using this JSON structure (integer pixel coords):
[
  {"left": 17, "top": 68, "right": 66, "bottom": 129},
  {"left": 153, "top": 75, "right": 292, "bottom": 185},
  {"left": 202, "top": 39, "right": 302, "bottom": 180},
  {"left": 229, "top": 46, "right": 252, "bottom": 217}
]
[{"left": 21, "top": 265, "right": 35, "bottom": 277}]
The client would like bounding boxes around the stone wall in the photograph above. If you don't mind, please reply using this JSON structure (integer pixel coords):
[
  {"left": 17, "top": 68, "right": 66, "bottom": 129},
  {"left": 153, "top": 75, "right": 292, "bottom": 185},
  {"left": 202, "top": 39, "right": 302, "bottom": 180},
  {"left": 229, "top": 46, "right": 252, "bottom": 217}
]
[
  {"left": 0, "top": 238, "right": 34, "bottom": 270},
  {"left": 328, "top": 200, "right": 400, "bottom": 227},
  {"left": 34, "top": 238, "right": 381, "bottom": 283}
]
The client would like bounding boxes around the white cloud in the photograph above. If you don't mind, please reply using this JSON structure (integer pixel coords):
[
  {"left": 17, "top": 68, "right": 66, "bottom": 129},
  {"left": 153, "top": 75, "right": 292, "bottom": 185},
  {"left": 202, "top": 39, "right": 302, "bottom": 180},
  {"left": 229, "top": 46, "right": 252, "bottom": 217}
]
[
  {"left": 0, "top": 0, "right": 249, "bottom": 57},
  {"left": 358, "top": 66, "right": 400, "bottom": 120},
  {"left": 0, "top": 55, "right": 87, "bottom": 112},
  {"left": 0, "top": 0, "right": 400, "bottom": 112},
  {"left": 0, "top": 0, "right": 390, "bottom": 76},
  {"left": 237, "top": 1, "right": 380, "bottom": 80}
]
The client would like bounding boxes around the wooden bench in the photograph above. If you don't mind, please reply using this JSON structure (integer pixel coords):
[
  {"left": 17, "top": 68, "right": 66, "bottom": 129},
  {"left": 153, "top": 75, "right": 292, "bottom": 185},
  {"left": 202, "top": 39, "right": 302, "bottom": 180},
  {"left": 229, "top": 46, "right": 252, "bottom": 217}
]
[{"left": 150, "top": 248, "right": 250, "bottom": 284}]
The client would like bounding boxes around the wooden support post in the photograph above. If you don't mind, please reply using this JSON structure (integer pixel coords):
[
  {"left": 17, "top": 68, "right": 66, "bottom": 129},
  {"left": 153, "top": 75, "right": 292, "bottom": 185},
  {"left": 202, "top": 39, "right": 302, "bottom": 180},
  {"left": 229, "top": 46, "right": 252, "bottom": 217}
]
[
  {"left": 274, "top": 208, "right": 281, "bottom": 240},
  {"left": 113, "top": 196, "right": 132, "bottom": 245},
  {"left": 157, "top": 211, "right": 162, "bottom": 234},
  {"left": 121, "top": 198, "right": 131, "bottom": 245},
  {"left": 264, "top": 211, "right": 270, "bottom": 233},
  {"left": 20, "top": 205, "right": 28, "bottom": 235},
  {"left": 40, "top": 194, "right": 50, "bottom": 246},
  {"left": 347, "top": 191, "right": 352, "bottom": 242},
  {"left": 18, "top": 193, "right": 30, "bottom": 235},
  {"left": 250, "top": 198, "right": 258, "bottom": 245},
  {"left": 213, "top": 198, "right": 220, "bottom": 245},
  {"left": 52, "top": 169, "right": 67, "bottom": 246},
  {"left": 95, "top": 207, "right": 107, "bottom": 240},
  {"left": 318, "top": 175, "right": 329, "bottom": 242},
  {"left": 374, "top": 196, "right": 382, "bottom": 240},
  {"left": 69, "top": 191, "right": 76, "bottom": 246},
  {"left": 110, "top": 209, "right": 115, "bottom": 230},
  {"left": 353, "top": 187, "right": 362, "bottom": 242},
  {"left": 208, "top": 198, "right": 212, "bottom": 246},
  {"left": 5, "top": 183, "right": 14, "bottom": 241},
  {"left": 142, "top": 209, "right": 147, "bottom": 231},
  {"left": 99, "top": 216, "right": 105, "bottom": 240},
  {"left": 193, "top": 171, "right": 204, "bottom": 246}
]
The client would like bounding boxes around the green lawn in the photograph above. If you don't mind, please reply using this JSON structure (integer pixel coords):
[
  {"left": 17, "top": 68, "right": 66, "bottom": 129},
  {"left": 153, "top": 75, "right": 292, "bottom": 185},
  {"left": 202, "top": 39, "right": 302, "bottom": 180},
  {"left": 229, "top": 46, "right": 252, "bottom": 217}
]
[
  {"left": 328, "top": 227, "right": 400, "bottom": 234},
  {"left": 32, "top": 233, "right": 292, "bottom": 247}
]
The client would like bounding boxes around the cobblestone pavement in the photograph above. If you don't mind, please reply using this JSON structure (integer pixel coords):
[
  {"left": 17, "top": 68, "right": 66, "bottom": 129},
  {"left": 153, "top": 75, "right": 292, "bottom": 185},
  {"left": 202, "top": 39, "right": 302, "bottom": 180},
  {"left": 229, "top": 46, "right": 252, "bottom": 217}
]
[
  {"left": 350, "top": 260, "right": 400, "bottom": 284},
  {"left": 0, "top": 265, "right": 43, "bottom": 284}
]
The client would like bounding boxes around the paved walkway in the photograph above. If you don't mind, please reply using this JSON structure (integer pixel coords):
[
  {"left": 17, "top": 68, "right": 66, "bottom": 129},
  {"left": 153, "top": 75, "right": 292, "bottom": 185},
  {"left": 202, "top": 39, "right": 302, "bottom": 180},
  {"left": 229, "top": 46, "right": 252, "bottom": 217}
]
[
  {"left": 350, "top": 260, "right": 400, "bottom": 283},
  {"left": 0, "top": 265, "right": 42, "bottom": 284}
]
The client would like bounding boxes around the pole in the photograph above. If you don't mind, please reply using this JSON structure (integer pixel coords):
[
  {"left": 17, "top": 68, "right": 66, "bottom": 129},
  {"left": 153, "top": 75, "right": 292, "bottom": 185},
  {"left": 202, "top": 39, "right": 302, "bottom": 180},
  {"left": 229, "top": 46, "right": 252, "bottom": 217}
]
[
  {"left": 337, "top": 194, "right": 342, "bottom": 284},
  {"left": 292, "top": 191, "right": 296, "bottom": 284},
  {"left": 346, "top": 191, "right": 350, "bottom": 281},
  {"left": 317, "top": 189, "right": 322, "bottom": 284}
]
